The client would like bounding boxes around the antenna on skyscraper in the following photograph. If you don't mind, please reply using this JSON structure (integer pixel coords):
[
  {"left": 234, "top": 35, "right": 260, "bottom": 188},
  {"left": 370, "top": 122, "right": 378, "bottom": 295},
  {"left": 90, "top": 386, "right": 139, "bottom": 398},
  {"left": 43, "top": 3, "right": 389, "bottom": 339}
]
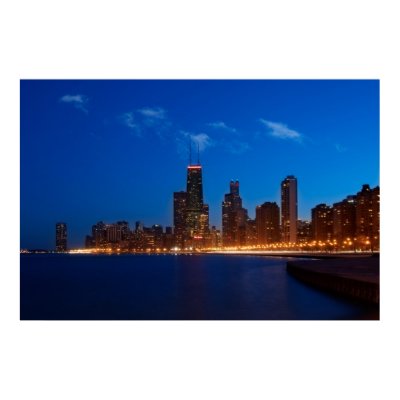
[
  {"left": 197, "top": 143, "right": 200, "bottom": 165},
  {"left": 189, "top": 139, "right": 192, "bottom": 165}
]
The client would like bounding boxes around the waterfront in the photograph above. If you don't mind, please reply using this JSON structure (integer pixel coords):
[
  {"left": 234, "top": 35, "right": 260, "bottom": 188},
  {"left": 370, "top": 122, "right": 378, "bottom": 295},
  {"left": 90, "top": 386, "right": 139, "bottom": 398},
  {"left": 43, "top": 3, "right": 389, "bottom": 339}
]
[{"left": 20, "top": 254, "right": 379, "bottom": 320}]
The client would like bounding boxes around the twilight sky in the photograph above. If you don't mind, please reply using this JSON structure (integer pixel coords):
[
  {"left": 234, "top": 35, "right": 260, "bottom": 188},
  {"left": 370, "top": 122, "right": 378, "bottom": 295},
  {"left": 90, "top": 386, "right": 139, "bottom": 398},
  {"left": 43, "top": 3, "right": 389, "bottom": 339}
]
[{"left": 20, "top": 80, "right": 379, "bottom": 249}]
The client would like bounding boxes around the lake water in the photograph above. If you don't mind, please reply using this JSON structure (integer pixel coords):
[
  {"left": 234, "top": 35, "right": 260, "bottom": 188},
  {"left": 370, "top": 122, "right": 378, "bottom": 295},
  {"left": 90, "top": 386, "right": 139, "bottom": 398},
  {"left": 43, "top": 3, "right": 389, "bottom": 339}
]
[{"left": 20, "top": 254, "right": 379, "bottom": 320}]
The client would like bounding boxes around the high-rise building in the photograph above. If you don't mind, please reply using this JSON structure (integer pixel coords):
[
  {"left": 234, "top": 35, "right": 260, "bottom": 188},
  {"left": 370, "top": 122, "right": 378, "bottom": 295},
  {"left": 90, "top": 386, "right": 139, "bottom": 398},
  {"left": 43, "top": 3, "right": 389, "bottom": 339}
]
[
  {"left": 117, "top": 221, "right": 130, "bottom": 241},
  {"left": 184, "top": 160, "right": 209, "bottom": 247},
  {"left": 281, "top": 175, "right": 298, "bottom": 243},
  {"left": 245, "top": 219, "right": 257, "bottom": 246},
  {"left": 255, "top": 202, "right": 280, "bottom": 245},
  {"left": 186, "top": 164, "right": 204, "bottom": 236},
  {"left": 222, "top": 180, "right": 248, "bottom": 247},
  {"left": 152, "top": 224, "right": 164, "bottom": 249},
  {"left": 173, "top": 191, "right": 187, "bottom": 248},
  {"left": 56, "top": 222, "right": 67, "bottom": 252},
  {"left": 333, "top": 196, "right": 356, "bottom": 245},
  {"left": 297, "top": 220, "right": 312, "bottom": 244},
  {"left": 311, "top": 204, "right": 333, "bottom": 242},
  {"left": 355, "top": 184, "right": 380, "bottom": 250},
  {"left": 210, "top": 225, "right": 222, "bottom": 248}
]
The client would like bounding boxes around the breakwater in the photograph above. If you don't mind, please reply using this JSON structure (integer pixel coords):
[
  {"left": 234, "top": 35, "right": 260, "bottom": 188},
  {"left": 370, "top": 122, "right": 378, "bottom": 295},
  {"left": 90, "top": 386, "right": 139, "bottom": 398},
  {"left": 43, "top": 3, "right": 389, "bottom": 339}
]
[{"left": 286, "top": 255, "right": 379, "bottom": 305}]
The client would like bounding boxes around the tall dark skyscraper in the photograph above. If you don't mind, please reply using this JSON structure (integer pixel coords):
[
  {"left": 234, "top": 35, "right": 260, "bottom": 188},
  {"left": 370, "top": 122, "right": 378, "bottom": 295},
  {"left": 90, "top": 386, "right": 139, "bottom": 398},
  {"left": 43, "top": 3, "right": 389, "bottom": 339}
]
[
  {"left": 173, "top": 147, "right": 210, "bottom": 249},
  {"left": 255, "top": 202, "right": 280, "bottom": 245},
  {"left": 222, "top": 180, "right": 248, "bottom": 246},
  {"left": 185, "top": 162, "right": 209, "bottom": 245},
  {"left": 55, "top": 222, "right": 67, "bottom": 252},
  {"left": 173, "top": 191, "right": 187, "bottom": 248},
  {"left": 281, "top": 175, "right": 298, "bottom": 243}
]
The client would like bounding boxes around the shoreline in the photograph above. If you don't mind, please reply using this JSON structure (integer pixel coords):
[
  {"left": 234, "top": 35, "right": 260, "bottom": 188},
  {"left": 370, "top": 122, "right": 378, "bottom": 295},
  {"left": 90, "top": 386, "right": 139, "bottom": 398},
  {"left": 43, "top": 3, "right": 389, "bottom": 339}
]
[{"left": 286, "top": 255, "right": 379, "bottom": 306}]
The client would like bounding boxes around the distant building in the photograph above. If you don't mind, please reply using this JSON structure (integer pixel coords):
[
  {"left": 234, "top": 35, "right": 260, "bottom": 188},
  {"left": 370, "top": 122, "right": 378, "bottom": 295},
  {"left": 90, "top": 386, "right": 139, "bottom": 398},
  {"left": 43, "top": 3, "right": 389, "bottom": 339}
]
[
  {"left": 210, "top": 226, "right": 222, "bottom": 248},
  {"left": 173, "top": 191, "right": 187, "bottom": 248},
  {"left": 245, "top": 219, "right": 257, "bottom": 246},
  {"left": 333, "top": 196, "right": 356, "bottom": 246},
  {"left": 281, "top": 175, "right": 298, "bottom": 243},
  {"left": 297, "top": 220, "right": 312, "bottom": 244},
  {"left": 185, "top": 162, "right": 209, "bottom": 247},
  {"left": 164, "top": 227, "right": 174, "bottom": 250},
  {"left": 222, "top": 180, "right": 248, "bottom": 247},
  {"left": 311, "top": 204, "right": 333, "bottom": 242},
  {"left": 255, "top": 202, "right": 280, "bottom": 245},
  {"left": 152, "top": 224, "right": 164, "bottom": 249},
  {"left": 355, "top": 184, "right": 380, "bottom": 250},
  {"left": 56, "top": 222, "right": 67, "bottom": 252},
  {"left": 91, "top": 221, "right": 107, "bottom": 248}
]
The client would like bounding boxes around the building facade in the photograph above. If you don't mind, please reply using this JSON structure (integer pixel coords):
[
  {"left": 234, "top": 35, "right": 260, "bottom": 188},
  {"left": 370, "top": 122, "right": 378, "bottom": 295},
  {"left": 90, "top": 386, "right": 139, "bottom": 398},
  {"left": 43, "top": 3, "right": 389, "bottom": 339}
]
[
  {"left": 281, "top": 175, "right": 298, "bottom": 243},
  {"left": 311, "top": 204, "right": 333, "bottom": 242},
  {"left": 185, "top": 163, "right": 209, "bottom": 247},
  {"left": 56, "top": 222, "right": 67, "bottom": 252},
  {"left": 222, "top": 180, "right": 248, "bottom": 247},
  {"left": 332, "top": 196, "right": 356, "bottom": 246},
  {"left": 297, "top": 220, "right": 312, "bottom": 244},
  {"left": 355, "top": 184, "right": 380, "bottom": 250},
  {"left": 255, "top": 202, "right": 280, "bottom": 245},
  {"left": 173, "top": 191, "right": 187, "bottom": 249}
]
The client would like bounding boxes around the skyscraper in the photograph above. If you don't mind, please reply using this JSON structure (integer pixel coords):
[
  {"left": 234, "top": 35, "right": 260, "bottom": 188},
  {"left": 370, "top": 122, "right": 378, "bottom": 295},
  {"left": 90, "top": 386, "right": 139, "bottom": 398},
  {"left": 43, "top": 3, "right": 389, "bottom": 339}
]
[
  {"left": 185, "top": 161, "right": 209, "bottom": 245},
  {"left": 222, "top": 180, "right": 248, "bottom": 247},
  {"left": 333, "top": 196, "right": 356, "bottom": 245},
  {"left": 173, "top": 144, "right": 210, "bottom": 249},
  {"left": 173, "top": 191, "right": 187, "bottom": 249},
  {"left": 355, "top": 184, "right": 380, "bottom": 251},
  {"left": 55, "top": 222, "right": 67, "bottom": 252},
  {"left": 281, "top": 175, "right": 298, "bottom": 243},
  {"left": 255, "top": 202, "right": 280, "bottom": 245},
  {"left": 311, "top": 204, "right": 333, "bottom": 242}
]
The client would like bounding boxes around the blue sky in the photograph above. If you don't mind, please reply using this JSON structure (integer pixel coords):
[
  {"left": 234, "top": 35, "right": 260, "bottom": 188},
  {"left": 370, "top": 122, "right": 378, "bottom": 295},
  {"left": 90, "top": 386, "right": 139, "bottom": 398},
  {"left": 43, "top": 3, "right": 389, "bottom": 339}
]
[{"left": 20, "top": 80, "right": 379, "bottom": 248}]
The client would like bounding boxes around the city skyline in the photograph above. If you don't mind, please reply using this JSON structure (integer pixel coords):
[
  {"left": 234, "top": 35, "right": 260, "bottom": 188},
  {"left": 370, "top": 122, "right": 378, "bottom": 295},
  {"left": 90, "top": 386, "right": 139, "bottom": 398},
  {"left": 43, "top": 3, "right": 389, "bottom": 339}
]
[{"left": 20, "top": 80, "right": 379, "bottom": 248}]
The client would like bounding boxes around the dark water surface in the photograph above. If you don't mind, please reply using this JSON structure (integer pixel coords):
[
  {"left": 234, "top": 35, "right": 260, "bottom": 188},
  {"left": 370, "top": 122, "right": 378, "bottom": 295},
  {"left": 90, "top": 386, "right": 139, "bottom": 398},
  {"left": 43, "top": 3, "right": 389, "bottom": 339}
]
[{"left": 20, "top": 254, "right": 378, "bottom": 320}]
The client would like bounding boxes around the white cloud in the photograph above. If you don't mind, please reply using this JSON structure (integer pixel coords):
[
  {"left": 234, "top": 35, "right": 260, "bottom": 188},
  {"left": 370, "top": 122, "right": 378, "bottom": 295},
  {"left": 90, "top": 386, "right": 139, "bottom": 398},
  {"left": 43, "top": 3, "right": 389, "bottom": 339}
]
[
  {"left": 207, "top": 121, "right": 237, "bottom": 133},
  {"left": 181, "top": 131, "right": 213, "bottom": 152},
  {"left": 137, "top": 107, "right": 166, "bottom": 119},
  {"left": 60, "top": 94, "right": 89, "bottom": 113},
  {"left": 119, "top": 112, "right": 141, "bottom": 135},
  {"left": 259, "top": 119, "right": 302, "bottom": 141}
]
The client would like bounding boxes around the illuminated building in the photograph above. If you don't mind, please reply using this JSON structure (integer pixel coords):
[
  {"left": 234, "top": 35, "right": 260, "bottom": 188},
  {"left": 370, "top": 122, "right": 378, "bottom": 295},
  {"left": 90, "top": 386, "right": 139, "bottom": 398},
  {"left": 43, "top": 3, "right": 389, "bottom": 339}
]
[
  {"left": 355, "top": 184, "right": 380, "bottom": 250},
  {"left": 55, "top": 222, "right": 67, "bottom": 252},
  {"left": 281, "top": 175, "right": 298, "bottom": 243},
  {"left": 173, "top": 191, "right": 187, "bottom": 248},
  {"left": 255, "top": 202, "right": 280, "bottom": 245},
  {"left": 210, "top": 226, "right": 222, "bottom": 248},
  {"left": 222, "top": 180, "right": 248, "bottom": 246},
  {"left": 245, "top": 219, "right": 257, "bottom": 246},
  {"left": 185, "top": 164, "right": 204, "bottom": 237},
  {"left": 297, "top": 220, "right": 312, "bottom": 244},
  {"left": 143, "top": 227, "right": 155, "bottom": 249},
  {"left": 184, "top": 156, "right": 209, "bottom": 247},
  {"left": 199, "top": 204, "right": 211, "bottom": 247},
  {"left": 117, "top": 221, "right": 130, "bottom": 241},
  {"left": 152, "top": 224, "right": 163, "bottom": 248},
  {"left": 311, "top": 204, "right": 333, "bottom": 241},
  {"left": 333, "top": 196, "right": 356, "bottom": 245},
  {"left": 91, "top": 221, "right": 107, "bottom": 248}
]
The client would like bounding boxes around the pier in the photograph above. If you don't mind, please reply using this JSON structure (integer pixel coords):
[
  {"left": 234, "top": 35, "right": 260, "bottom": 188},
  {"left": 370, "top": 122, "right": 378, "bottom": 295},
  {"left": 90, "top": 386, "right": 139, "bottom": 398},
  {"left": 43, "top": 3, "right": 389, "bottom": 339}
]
[{"left": 286, "top": 255, "right": 379, "bottom": 304}]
